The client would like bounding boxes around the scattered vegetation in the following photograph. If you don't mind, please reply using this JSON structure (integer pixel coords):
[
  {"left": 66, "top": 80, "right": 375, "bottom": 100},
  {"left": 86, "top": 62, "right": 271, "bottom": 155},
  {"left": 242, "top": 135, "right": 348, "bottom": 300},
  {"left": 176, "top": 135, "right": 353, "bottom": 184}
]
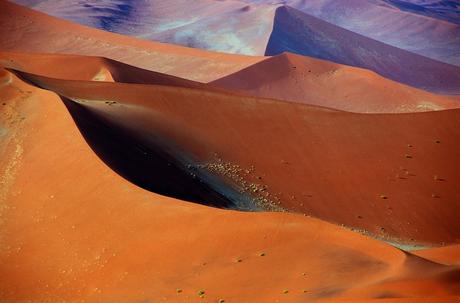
[{"left": 197, "top": 290, "right": 205, "bottom": 296}]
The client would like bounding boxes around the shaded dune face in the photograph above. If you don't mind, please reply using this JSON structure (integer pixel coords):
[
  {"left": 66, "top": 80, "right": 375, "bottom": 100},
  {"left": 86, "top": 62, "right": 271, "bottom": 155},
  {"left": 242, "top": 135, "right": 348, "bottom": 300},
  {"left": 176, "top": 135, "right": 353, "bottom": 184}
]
[
  {"left": 265, "top": 5, "right": 460, "bottom": 95},
  {"left": 380, "top": 0, "right": 460, "bottom": 25},
  {"left": 60, "top": 99, "right": 246, "bottom": 210},
  {"left": 11, "top": 68, "right": 460, "bottom": 245}
]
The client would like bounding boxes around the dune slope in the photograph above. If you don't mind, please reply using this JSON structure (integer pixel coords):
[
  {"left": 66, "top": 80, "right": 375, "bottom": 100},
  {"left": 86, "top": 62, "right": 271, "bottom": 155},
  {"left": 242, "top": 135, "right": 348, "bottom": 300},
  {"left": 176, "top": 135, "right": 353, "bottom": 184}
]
[
  {"left": 11, "top": 68, "right": 460, "bottom": 245},
  {"left": 265, "top": 5, "right": 460, "bottom": 95},
  {"left": 0, "top": 0, "right": 265, "bottom": 82},
  {"left": 5, "top": 51, "right": 458, "bottom": 114},
  {"left": 212, "top": 52, "right": 460, "bottom": 113},
  {"left": 13, "top": 0, "right": 460, "bottom": 67},
  {"left": 2, "top": 69, "right": 459, "bottom": 302},
  {"left": 0, "top": 52, "right": 214, "bottom": 89}
]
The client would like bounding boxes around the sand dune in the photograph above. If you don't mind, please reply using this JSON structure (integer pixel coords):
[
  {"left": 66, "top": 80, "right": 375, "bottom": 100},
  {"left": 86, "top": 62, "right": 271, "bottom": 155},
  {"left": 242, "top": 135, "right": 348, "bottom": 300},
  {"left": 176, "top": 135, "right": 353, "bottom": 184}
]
[
  {"left": 13, "top": 0, "right": 460, "bottom": 67},
  {"left": 0, "top": 52, "right": 211, "bottom": 89},
  {"left": 0, "top": 0, "right": 264, "bottom": 82},
  {"left": 3, "top": 0, "right": 459, "bottom": 95},
  {"left": 213, "top": 52, "right": 460, "bottom": 113},
  {"left": 266, "top": 5, "right": 460, "bottom": 95},
  {"left": 3, "top": 51, "right": 459, "bottom": 114},
  {"left": 289, "top": 0, "right": 460, "bottom": 66},
  {"left": 10, "top": 68, "right": 460, "bottom": 245},
  {"left": 413, "top": 245, "right": 460, "bottom": 266},
  {"left": 1, "top": 68, "right": 459, "bottom": 303}
]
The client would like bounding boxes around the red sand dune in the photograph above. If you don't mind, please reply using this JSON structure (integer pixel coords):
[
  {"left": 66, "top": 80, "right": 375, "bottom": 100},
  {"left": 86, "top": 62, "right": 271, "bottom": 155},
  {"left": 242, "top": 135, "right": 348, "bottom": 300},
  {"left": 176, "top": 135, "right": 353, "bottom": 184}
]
[
  {"left": 2, "top": 51, "right": 459, "bottom": 114},
  {"left": 0, "top": 51, "right": 211, "bottom": 89},
  {"left": 11, "top": 69, "right": 460, "bottom": 245},
  {"left": 212, "top": 52, "right": 460, "bottom": 113},
  {"left": 413, "top": 245, "right": 460, "bottom": 266},
  {"left": 1, "top": 68, "right": 459, "bottom": 302},
  {"left": 0, "top": 0, "right": 264, "bottom": 82}
]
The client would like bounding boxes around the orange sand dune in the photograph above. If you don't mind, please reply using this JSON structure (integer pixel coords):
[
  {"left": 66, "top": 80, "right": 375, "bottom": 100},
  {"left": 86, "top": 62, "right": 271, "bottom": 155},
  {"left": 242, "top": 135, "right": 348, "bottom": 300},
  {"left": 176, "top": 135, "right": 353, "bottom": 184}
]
[
  {"left": 0, "top": 51, "right": 210, "bottom": 89},
  {"left": 212, "top": 52, "right": 460, "bottom": 113},
  {"left": 11, "top": 68, "right": 460, "bottom": 245},
  {"left": 0, "top": 0, "right": 264, "bottom": 82},
  {"left": 1, "top": 67, "right": 459, "bottom": 303},
  {"left": 413, "top": 245, "right": 460, "bottom": 266},
  {"left": 3, "top": 50, "right": 459, "bottom": 115}
]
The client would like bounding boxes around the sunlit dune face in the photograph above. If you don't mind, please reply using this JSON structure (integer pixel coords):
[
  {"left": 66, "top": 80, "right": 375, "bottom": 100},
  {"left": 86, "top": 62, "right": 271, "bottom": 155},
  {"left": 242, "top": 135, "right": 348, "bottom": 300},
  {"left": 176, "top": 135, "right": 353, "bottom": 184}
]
[{"left": 92, "top": 67, "right": 114, "bottom": 82}]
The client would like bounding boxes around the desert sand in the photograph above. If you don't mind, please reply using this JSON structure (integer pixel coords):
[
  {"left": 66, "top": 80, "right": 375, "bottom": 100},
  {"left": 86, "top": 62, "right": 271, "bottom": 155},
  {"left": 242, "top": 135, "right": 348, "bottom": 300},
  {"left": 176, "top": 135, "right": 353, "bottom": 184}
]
[
  {"left": 2, "top": 51, "right": 459, "bottom": 113},
  {"left": 0, "top": 1, "right": 264, "bottom": 82},
  {"left": 213, "top": 52, "right": 460, "bottom": 113},
  {"left": 1, "top": 67, "right": 459, "bottom": 302},
  {"left": 0, "top": 1, "right": 459, "bottom": 302}
]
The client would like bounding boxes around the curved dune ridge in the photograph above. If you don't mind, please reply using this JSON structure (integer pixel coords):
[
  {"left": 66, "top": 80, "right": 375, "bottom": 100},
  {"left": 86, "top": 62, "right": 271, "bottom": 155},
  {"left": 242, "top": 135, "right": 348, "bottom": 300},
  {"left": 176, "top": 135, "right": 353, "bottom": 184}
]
[
  {"left": 212, "top": 52, "right": 460, "bottom": 113},
  {"left": 8, "top": 67, "right": 460, "bottom": 245},
  {"left": 1, "top": 1, "right": 460, "bottom": 302},
  {"left": 0, "top": 52, "right": 219, "bottom": 90},
  {"left": 1, "top": 67, "right": 459, "bottom": 303},
  {"left": 2, "top": 51, "right": 459, "bottom": 114},
  {"left": 0, "top": 0, "right": 264, "bottom": 82}
]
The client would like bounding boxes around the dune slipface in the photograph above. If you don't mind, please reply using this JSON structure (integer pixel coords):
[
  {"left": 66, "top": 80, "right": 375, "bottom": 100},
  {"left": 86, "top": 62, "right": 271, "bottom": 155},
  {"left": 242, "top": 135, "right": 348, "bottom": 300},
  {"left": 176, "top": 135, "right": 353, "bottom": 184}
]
[{"left": 1, "top": 1, "right": 459, "bottom": 303}]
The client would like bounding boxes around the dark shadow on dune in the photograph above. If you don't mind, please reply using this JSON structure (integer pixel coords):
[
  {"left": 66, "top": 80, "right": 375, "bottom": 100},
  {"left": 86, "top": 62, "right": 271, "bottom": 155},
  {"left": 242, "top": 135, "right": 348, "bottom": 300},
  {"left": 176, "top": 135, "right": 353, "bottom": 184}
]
[
  {"left": 9, "top": 68, "right": 259, "bottom": 211},
  {"left": 60, "top": 97, "right": 238, "bottom": 209}
]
